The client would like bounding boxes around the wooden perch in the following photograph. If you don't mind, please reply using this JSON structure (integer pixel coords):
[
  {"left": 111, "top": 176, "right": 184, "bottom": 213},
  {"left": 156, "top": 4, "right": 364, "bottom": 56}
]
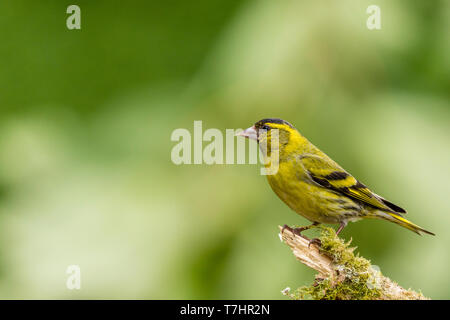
[{"left": 279, "top": 225, "right": 429, "bottom": 300}]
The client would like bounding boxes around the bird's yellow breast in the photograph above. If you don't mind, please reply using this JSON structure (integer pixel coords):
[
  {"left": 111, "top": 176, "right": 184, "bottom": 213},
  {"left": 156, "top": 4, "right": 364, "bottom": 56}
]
[
  {"left": 260, "top": 123, "right": 359, "bottom": 224},
  {"left": 266, "top": 159, "right": 345, "bottom": 224}
]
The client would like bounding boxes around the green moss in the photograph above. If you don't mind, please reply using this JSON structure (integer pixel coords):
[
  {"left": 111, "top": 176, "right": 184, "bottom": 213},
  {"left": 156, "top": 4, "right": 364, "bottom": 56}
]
[{"left": 287, "top": 226, "right": 383, "bottom": 300}]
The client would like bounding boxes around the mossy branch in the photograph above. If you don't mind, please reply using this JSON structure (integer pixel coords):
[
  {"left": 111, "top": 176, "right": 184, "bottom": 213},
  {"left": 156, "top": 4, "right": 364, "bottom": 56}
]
[{"left": 279, "top": 225, "right": 429, "bottom": 300}]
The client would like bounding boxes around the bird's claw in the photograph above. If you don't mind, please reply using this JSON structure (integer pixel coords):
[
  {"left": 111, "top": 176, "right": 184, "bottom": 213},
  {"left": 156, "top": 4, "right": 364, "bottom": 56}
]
[
  {"left": 308, "top": 238, "right": 322, "bottom": 248},
  {"left": 291, "top": 226, "right": 308, "bottom": 236},
  {"left": 281, "top": 224, "right": 292, "bottom": 234},
  {"left": 282, "top": 224, "right": 312, "bottom": 241}
]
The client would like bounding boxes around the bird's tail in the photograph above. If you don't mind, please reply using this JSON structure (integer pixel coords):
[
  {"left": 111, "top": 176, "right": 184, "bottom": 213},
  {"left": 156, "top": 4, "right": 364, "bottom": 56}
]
[{"left": 380, "top": 212, "right": 435, "bottom": 236}]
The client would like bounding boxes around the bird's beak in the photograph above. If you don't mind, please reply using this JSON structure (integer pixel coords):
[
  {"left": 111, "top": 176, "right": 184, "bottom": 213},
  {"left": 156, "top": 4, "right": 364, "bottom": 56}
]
[{"left": 236, "top": 126, "right": 258, "bottom": 141}]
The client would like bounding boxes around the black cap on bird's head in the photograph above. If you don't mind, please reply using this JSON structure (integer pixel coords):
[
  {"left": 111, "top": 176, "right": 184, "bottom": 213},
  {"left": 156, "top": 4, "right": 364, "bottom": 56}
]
[
  {"left": 236, "top": 118, "right": 295, "bottom": 141},
  {"left": 255, "top": 118, "right": 294, "bottom": 130}
]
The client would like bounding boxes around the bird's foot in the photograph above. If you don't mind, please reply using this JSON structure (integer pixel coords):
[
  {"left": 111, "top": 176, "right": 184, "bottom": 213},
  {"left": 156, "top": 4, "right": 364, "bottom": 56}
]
[
  {"left": 308, "top": 238, "right": 322, "bottom": 248},
  {"left": 281, "top": 224, "right": 292, "bottom": 234},
  {"left": 282, "top": 224, "right": 312, "bottom": 241},
  {"left": 292, "top": 226, "right": 309, "bottom": 236},
  {"left": 281, "top": 224, "right": 321, "bottom": 248}
]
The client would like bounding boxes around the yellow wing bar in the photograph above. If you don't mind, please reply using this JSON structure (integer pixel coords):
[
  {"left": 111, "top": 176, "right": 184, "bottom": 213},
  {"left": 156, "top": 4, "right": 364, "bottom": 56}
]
[{"left": 300, "top": 154, "right": 405, "bottom": 214}]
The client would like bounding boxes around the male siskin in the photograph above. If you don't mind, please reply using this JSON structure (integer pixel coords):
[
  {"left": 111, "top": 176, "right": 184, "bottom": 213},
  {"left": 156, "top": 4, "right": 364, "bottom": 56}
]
[{"left": 237, "top": 118, "right": 434, "bottom": 237}]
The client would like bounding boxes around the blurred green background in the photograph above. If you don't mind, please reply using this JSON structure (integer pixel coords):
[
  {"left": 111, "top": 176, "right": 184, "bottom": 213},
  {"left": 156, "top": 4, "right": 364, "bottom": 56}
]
[{"left": 0, "top": 0, "right": 448, "bottom": 299}]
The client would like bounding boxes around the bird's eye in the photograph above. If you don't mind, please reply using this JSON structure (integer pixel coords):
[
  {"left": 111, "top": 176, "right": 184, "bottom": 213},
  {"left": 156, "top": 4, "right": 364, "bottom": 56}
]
[{"left": 262, "top": 125, "right": 271, "bottom": 131}]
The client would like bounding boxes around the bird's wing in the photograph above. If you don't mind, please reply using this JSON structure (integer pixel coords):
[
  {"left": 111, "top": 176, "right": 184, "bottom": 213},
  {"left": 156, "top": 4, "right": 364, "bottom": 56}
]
[{"left": 299, "top": 154, "right": 406, "bottom": 214}]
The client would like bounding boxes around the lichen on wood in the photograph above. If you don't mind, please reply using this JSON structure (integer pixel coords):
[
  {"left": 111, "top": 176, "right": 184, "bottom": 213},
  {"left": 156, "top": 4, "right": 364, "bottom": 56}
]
[{"left": 279, "top": 225, "right": 428, "bottom": 300}]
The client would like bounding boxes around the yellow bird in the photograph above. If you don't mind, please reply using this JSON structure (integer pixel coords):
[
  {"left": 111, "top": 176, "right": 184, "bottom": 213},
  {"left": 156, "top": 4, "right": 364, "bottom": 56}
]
[{"left": 237, "top": 118, "right": 434, "bottom": 237}]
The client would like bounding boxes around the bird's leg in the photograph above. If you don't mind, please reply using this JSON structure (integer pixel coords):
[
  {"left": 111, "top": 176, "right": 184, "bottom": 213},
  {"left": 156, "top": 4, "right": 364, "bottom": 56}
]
[
  {"left": 308, "top": 221, "right": 348, "bottom": 248},
  {"left": 336, "top": 221, "right": 347, "bottom": 236},
  {"left": 282, "top": 222, "right": 322, "bottom": 248},
  {"left": 306, "top": 222, "right": 322, "bottom": 248},
  {"left": 291, "top": 222, "right": 319, "bottom": 237},
  {"left": 308, "top": 237, "right": 322, "bottom": 248},
  {"left": 282, "top": 222, "right": 319, "bottom": 238}
]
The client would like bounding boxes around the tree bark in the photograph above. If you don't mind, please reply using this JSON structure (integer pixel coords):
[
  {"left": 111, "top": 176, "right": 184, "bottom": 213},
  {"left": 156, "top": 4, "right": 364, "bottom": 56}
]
[{"left": 279, "top": 226, "right": 428, "bottom": 300}]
